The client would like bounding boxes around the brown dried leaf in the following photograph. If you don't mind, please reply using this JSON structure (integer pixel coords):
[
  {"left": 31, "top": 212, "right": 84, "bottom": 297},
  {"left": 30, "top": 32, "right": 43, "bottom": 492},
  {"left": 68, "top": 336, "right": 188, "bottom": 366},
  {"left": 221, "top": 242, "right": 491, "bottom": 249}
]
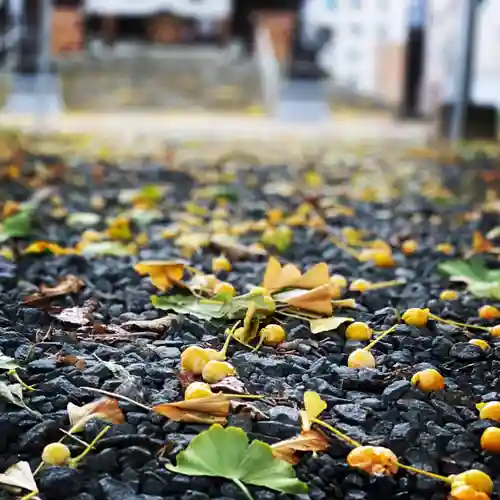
[
  {"left": 271, "top": 430, "right": 330, "bottom": 464},
  {"left": 121, "top": 315, "right": 176, "bottom": 333},
  {"left": 210, "top": 377, "right": 247, "bottom": 395},
  {"left": 152, "top": 393, "right": 230, "bottom": 423},
  {"left": 49, "top": 299, "right": 97, "bottom": 326},
  {"left": 279, "top": 285, "right": 334, "bottom": 315},
  {"left": 24, "top": 275, "right": 84, "bottom": 306},
  {"left": 211, "top": 235, "right": 267, "bottom": 260},
  {"left": 230, "top": 401, "right": 267, "bottom": 420},
  {"left": 67, "top": 397, "right": 125, "bottom": 431},
  {"left": 56, "top": 354, "right": 85, "bottom": 371}
]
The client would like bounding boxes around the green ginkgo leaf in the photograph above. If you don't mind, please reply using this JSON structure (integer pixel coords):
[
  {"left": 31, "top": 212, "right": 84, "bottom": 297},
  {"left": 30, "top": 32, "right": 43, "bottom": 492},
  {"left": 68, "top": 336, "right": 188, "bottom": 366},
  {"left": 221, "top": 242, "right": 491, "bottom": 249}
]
[{"left": 166, "top": 425, "right": 308, "bottom": 500}]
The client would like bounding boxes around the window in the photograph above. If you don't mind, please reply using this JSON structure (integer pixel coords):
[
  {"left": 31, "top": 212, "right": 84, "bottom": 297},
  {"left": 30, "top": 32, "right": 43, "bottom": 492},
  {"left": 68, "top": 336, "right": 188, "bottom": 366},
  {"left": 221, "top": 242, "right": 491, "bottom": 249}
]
[{"left": 325, "top": 0, "right": 338, "bottom": 9}]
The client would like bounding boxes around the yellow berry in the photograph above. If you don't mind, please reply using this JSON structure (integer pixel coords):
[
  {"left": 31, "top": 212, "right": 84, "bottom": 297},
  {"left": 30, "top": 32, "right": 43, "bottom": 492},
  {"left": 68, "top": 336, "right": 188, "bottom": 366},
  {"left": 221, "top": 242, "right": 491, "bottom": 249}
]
[
  {"left": 347, "top": 446, "right": 398, "bottom": 476},
  {"left": 184, "top": 382, "right": 213, "bottom": 400},
  {"left": 481, "top": 427, "right": 500, "bottom": 453},
  {"left": 202, "top": 360, "right": 236, "bottom": 383},
  {"left": 372, "top": 249, "right": 395, "bottom": 268},
  {"left": 489, "top": 325, "right": 500, "bottom": 337},
  {"left": 214, "top": 282, "right": 236, "bottom": 298},
  {"left": 479, "top": 401, "right": 500, "bottom": 421},
  {"left": 250, "top": 286, "right": 266, "bottom": 296},
  {"left": 345, "top": 322, "right": 372, "bottom": 341},
  {"left": 349, "top": 279, "right": 371, "bottom": 293},
  {"left": 479, "top": 305, "right": 500, "bottom": 320},
  {"left": 411, "top": 368, "right": 445, "bottom": 392},
  {"left": 402, "top": 308, "right": 429, "bottom": 327},
  {"left": 260, "top": 324, "right": 286, "bottom": 346},
  {"left": 180, "top": 346, "right": 212, "bottom": 374},
  {"left": 440, "top": 289, "right": 458, "bottom": 301},
  {"left": 330, "top": 274, "right": 348, "bottom": 289},
  {"left": 469, "top": 339, "right": 490, "bottom": 351},
  {"left": 233, "top": 327, "right": 246, "bottom": 341},
  {"left": 212, "top": 255, "right": 231, "bottom": 273},
  {"left": 42, "top": 442, "right": 71, "bottom": 466},
  {"left": 450, "top": 470, "right": 493, "bottom": 495},
  {"left": 436, "top": 242, "right": 454, "bottom": 255},
  {"left": 449, "top": 484, "right": 489, "bottom": 500},
  {"left": 348, "top": 349, "right": 376, "bottom": 369},
  {"left": 401, "top": 239, "right": 418, "bottom": 256}
]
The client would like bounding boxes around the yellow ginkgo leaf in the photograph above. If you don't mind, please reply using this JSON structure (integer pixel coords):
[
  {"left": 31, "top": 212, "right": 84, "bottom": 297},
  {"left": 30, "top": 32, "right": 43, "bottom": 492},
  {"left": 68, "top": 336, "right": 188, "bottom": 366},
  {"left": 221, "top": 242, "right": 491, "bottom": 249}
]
[
  {"left": 107, "top": 217, "right": 132, "bottom": 241},
  {"left": 301, "top": 391, "right": 327, "bottom": 431},
  {"left": 134, "top": 261, "right": 185, "bottom": 291},
  {"left": 25, "top": 241, "right": 73, "bottom": 256},
  {"left": 281, "top": 284, "right": 334, "bottom": 316},
  {"left": 292, "top": 263, "right": 330, "bottom": 289},
  {"left": 262, "top": 256, "right": 301, "bottom": 293}
]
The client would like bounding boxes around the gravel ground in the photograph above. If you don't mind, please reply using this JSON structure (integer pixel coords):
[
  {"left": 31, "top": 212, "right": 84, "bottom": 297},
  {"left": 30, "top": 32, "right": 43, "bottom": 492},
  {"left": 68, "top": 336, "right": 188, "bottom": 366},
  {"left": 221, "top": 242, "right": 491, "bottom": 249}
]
[{"left": 1, "top": 149, "right": 500, "bottom": 500}]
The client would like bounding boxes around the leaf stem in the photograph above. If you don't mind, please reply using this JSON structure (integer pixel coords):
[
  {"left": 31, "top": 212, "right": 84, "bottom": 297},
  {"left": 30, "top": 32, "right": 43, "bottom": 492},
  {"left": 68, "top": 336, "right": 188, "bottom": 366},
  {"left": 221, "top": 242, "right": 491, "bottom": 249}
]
[
  {"left": 219, "top": 320, "right": 241, "bottom": 358},
  {"left": 428, "top": 313, "right": 490, "bottom": 332},
  {"left": 81, "top": 386, "right": 152, "bottom": 411},
  {"left": 232, "top": 479, "right": 253, "bottom": 500},
  {"left": 69, "top": 425, "right": 110, "bottom": 468},
  {"left": 330, "top": 237, "right": 362, "bottom": 260},
  {"left": 8, "top": 369, "right": 36, "bottom": 391},
  {"left": 19, "top": 490, "right": 39, "bottom": 500},
  {"left": 363, "top": 324, "right": 398, "bottom": 351},
  {"left": 312, "top": 418, "right": 361, "bottom": 448},
  {"left": 396, "top": 462, "right": 451, "bottom": 483},
  {"left": 365, "top": 280, "right": 406, "bottom": 291}
]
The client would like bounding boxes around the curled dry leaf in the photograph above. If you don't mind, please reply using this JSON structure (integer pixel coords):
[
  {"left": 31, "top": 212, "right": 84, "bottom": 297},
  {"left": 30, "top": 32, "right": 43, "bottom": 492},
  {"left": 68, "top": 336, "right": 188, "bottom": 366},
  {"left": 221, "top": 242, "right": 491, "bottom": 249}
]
[
  {"left": 67, "top": 397, "right": 125, "bottom": 432},
  {"left": 275, "top": 285, "right": 335, "bottom": 315},
  {"left": 210, "top": 376, "right": 247, "bottom": 395},
  {"left": 152, "top": 393, "right": 230, "bottom": 425},
  {"left": 230, "top": 400, "right": 268, "bottom": 420},
  {"left": 309, "top": 316, "right": 353, "bottom": 334},
  {"left": 56, "top": 354, "right": 85, "bottom": 371},
  {"left": 24, "top": 275, "right": 84, "bottom": 306},
  {"left": 211, "top": 235, "right": 267, "bottom": 260},
  {"left": 0, "top": 461, "right": 38, "bottom": 493},
  {"left": 49, "top": 299, "right": 98, "bottom": 326},
  {"left": 134, "top": 260, "right": 185, "bottom": 291},
  {"left": 271, "top": 430, "right": 330, "bottom": 464},
  {"left": 24, "top": 241, "right": 74, "bottom": 256},
  {"left": 121, "top": 314, "right": 176, "bottom": 333}
]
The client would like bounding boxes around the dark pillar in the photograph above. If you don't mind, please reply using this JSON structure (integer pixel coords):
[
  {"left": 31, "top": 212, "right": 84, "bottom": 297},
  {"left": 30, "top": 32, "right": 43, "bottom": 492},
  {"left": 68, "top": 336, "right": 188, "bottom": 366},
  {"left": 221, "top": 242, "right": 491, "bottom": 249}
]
[{"left": 17, "top": 0, "right": 42, "bottom": 74}]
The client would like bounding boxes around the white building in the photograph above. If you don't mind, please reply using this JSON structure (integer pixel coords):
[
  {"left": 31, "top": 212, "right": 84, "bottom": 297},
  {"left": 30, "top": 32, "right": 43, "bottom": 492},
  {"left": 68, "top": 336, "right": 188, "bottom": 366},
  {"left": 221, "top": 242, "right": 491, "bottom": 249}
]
[
  {"left": 422, "top": 0, "right": 500, "bottom": 114},
  {"left": 304, "top": 0, "right": 412, "bottom": 100}
]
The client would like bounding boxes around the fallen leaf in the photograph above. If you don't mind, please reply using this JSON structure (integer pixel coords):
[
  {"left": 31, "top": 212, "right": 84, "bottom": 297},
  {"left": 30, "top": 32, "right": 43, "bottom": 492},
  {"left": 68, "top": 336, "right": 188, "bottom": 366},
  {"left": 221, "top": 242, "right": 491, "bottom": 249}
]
[
  {"left": 300, "top": 391, "right": 327, "bottom": 431},
  {"left": 106, "top": 217, "right": 132, "bottom": 241},
  {"left": 24, "top": 275, "right": 84, "bottom": 306},
  {"left": 276, "top": 285, "right": 334, "bottom": 315},
  {"left": 0, "top": 354, "right": 19, "bottom": 371},
  {"left": 309, "top": 316, "right": 353, "bottom": 334},
  {"left": 262, "top": 257, "right": 301, "bottom": 293},
  {"left": 121, "top": 314, "right": 176, "bottom": 332},
  {"left": 152, "top": 393, "right": 230, "bottom": 424},
  {"left": 81, "top": 241, "right": 136, "bottom": 256},
  {"left": 292, "top": 263, "right": 330, "bottom": 289},
  {"left": 24, "top": 241, "right": 73, "bottom": 256},
  {"left": 0, "top": 461, "right": 38, "bottom": 493},
  {"left": 175, "top": 233, "right": 211, "bottom": 252},
  {"left": 0, "top": 208, "right": 33, "bottom": 243},
  {"left": 67, "top": 397, "right": 125, "bottom": 432},
  {"left": 56, "top": 354, "right": 85, "bottom": 371},
  {"left": 67, "top": 212, "right": 100, "bottom": 229},
  {"left": 231, "top": 400, "right": 267, "bottom": 420},
  {"left": 134, "top": 261, "right": 185, "bottom": 292},
  {"left": 211, "top": 235, "right": 267, "bottom": 260},
  {"left": 50, "top": 299, "right": 97, "bottom": 326},
  {"left": 166, "top": 424, "right": 308, "bottom": 496},
  {"left": 0, "top": 381, "right": 39, "bottom": 417},
  {"left": 271, "top": 430, "right": 330, "bottom": 464},
  {"left": 211, "top": 376, "right": 247, "bottom": 395}
]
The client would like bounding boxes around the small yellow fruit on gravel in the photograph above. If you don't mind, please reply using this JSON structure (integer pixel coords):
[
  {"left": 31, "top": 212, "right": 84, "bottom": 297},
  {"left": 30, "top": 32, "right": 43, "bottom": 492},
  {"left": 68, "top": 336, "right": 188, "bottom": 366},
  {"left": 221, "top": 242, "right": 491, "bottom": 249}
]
[
  {"left": 348, "top": 349, "right": 376, "bottom": 369},
  {"left": 489, "top": 325, "right": 500, "bottom": 337},
  {"left": 479, "top": 401, "right": 500, "bottom": 421},
  {"left": 478, "top": 305, "right": 500, "bottom": 320},
  {"left": 411, "top": 368, "right": 445, "bottom": 392},
  {"left": 330, "top": 274, "right": 348, "bottom": 290},
  {"left": 184, "top": 382, "right": 213, "bottom": 400},
  {"left": 449, "top": 470, "right": 493, "bottom": 495},
  {"left": 401, "top": 239, "right": 418, "bottom": 256},
  {"left": 260, "top": 324, "right": 286, "bottom": 345},
  {"left": 440, "top": 289, "right": 458, "bottom": 301},
  {"left": 202, "top": 360, "right": 236, "bottom": 383},
  {"left": 480, "top": 427, "right": 500, "bottom": 453},
  {"left": 436, "top": 242, "right": 454, "bottom": 255},
  {"left": 180, "top": 346, "right": 212, "bottom": 374},
  {"left": 212, "top": 255, "right": 231, "bottom": 273},
  {"left": 449, "top": 484, "right": 490, "bottom": 500},
  {"left": 349, "top": 279, "right": 371, "bottom": 293},
  {"left": 42, "top": 442, "right": 71, "bottom": 466},
  {"left": 345, "top": 322, "right": 372, "bottom": 341},
  {"left": 469, "top": 339, "right": 490, "bottom": 351},
  {"left": 402, "top": 308, "right": 429, "bottom": 327},
  {"left": 214, "top": 282, "right": 236, "bottom": 298},
  {"left": 250, "top": 286, "right": 266, "bottom": 296},
  {"left": 347, "top": 446, "right": 398, "bottom": 475},
  {"left": 372, "top": 249, "right": 395, "bottom": 268}
]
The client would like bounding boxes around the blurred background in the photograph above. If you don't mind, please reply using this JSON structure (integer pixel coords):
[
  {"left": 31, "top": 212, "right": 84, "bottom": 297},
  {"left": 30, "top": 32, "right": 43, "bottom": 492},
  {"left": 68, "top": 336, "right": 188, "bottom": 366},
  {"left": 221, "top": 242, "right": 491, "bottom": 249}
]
[{"left": 0, "top": 0, "right": 497, "bottom": 152}]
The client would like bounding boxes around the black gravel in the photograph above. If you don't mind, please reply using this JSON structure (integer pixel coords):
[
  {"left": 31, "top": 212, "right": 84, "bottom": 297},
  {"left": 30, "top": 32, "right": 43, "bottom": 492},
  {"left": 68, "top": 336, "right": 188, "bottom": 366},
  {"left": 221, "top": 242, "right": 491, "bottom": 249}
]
[{"left": 1, "top": 154, "right": 500, "bottom": 500}]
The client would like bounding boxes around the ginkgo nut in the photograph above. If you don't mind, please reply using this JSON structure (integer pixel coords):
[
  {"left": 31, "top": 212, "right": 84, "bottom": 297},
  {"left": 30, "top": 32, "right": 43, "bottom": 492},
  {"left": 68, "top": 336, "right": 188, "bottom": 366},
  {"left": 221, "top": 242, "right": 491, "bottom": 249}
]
[
  {"left": 184, "top": 382, "right": 213, "bottom": 400},
  {"left": 202, "top": 360, "right": 236, "bottom": 383},
  {"left": 42, "top": 442, "right": 71, "bottom": 466},
  {"left": 260, "top": 324, "right": 286, "bottom": 345},
  {"left": 411, "top": 368, "right": 445, "bottom": 392},
  {"left": 345, "top": 322, "right": 372, "bottom": 341},
  {"left": 348, "top": 349, "right": 376, "bottom": 369}
]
